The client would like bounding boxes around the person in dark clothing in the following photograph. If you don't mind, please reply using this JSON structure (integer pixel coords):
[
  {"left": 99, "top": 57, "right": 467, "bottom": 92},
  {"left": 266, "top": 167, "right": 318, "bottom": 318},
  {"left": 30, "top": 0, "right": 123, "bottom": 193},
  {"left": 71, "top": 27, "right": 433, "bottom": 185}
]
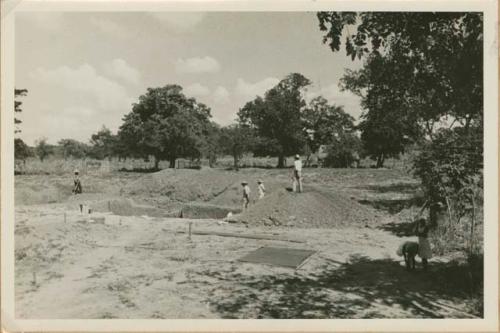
[{"left": 72, "top": 169, "right": 82, "bottom": 194}]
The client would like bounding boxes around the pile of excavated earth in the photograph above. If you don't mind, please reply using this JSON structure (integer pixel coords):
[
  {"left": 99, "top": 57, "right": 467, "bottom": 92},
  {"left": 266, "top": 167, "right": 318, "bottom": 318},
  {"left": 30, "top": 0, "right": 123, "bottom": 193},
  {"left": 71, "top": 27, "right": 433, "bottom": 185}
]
[{"left": 16, "top": 168, "right": 382, "bottom": 229}]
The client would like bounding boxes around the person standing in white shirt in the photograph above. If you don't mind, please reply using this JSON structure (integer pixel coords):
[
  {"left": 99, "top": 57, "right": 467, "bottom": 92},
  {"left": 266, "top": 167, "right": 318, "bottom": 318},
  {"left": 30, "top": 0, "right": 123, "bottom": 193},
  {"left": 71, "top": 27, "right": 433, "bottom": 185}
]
[
  {"left": 292, "top": 154, "right": 303, "bottom": 193},
  {"left": 257, "top": 179, "right": 266, "bottom": 199}
]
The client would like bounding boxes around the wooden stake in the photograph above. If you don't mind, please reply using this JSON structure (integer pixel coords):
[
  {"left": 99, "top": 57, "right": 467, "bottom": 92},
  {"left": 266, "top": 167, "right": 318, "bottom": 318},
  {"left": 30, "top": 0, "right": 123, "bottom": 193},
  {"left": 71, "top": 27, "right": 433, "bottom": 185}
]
[
  {"left": 64, "top": 212, "right": 67, "bottom": 223},
  {"left": 32, "top": 271, "right": 37, "bottom": 285},
  {"left": 108, "top": 201, "right": 111, "bottom": 211},
  {"left": 188, "top": 222, "right": 193, "bottom": 240}
]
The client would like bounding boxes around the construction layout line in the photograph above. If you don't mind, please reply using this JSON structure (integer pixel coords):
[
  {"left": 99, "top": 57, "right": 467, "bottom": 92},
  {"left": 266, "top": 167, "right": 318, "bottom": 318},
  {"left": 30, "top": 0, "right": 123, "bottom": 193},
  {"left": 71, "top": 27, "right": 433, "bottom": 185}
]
[{"left": 175, "top": 230, "right": 305, "bottom": 243}]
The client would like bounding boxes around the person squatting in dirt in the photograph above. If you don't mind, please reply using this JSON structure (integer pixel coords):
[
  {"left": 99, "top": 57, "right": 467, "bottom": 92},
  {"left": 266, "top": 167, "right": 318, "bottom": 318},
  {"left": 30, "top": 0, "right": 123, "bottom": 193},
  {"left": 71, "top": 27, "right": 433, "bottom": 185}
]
[
  {"left": 242, "top": 181, "right": 251, "bottom": 210},
  {"left": 257, "top": 179, "right": 265, "bottom": 200},
  {"left": 414, "top": 217, "right": 432, "bottom": 270},
  {"left": 397, "top": 241, "right": 419, "bottom": 271},
  {"left": 72, "top": 169, "right": 82, "bottom": 194},
  {"left": 292, "top": 154, "right": 303, "bottom": 193}
]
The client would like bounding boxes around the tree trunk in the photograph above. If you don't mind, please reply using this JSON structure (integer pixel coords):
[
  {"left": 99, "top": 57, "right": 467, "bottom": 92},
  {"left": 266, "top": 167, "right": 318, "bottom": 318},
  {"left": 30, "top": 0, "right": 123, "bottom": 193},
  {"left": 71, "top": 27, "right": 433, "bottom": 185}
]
[
  {"left": 233, "top": 155, "right": 239, "bottom": 171},
  {"left": 154, "top": 157, "right": 160, "bottom": 170},
  {"left": 277, "top": 155, "right": 286, "bottom": 168},
  {"left": 169, "top": 157, "right": 176, "bottom": 169},
  {"left": 376, "top": 153, "right": 385, "bottom": 168}
]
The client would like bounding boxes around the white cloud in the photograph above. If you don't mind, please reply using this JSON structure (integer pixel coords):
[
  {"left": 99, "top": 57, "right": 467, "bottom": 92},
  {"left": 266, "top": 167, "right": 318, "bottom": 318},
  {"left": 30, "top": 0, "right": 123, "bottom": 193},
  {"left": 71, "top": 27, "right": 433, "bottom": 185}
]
[
  {"left": 149, "top": 12, "right": 206, "bottom": 32},
  {"left": 212, "top": 86, "right": 230, "bottom": 104},
  {"left": 235, "top": 77, "right": 279, "bottom": 100},
  {"left": 106, "top": 58, "right": 141, "bottom": 85},
  {"left": 175, "top": 56, "right": 221, "bottom": 74},
  {"left": 184, "top": 83, "right": 210, "bottom": 97},
  {"left": 29, "top": 63, "right": 134, "bottom": 112}
]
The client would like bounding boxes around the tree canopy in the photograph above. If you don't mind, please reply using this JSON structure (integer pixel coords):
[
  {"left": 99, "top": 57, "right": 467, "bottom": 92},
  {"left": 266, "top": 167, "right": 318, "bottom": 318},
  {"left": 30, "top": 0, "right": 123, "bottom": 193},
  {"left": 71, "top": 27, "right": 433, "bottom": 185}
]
[
  {"left": 318, "top": 12, "right": 483, "bottom": 167},
  {"left": 218, "top": 124, "right": 254, "bottom": 170},
  {"left": 238, "top": 73, "right": 311, "bottom": 168},
  {"left": 318, "top": 11, "right": 482, "bottom": 125},
  {"left": 35, "top": 138, "right": 53, "bottom": 162},
  {"left": 58, "top": 138, "right": 89, "bottom": 160},
  {"left": 89, "top": 126, "right": 117, "bottom": 160},
  {"left": 14, "top": 138, "right": 32, "bottom": 161},
  {"left": 303, "top": 96, "right": 355, "bottom": 155},
  {"left": 117, "top": 85, "right": 212, "bottom": 168},
  {"left": 317, "top": 11, "right": 483, "bottom": 228}
]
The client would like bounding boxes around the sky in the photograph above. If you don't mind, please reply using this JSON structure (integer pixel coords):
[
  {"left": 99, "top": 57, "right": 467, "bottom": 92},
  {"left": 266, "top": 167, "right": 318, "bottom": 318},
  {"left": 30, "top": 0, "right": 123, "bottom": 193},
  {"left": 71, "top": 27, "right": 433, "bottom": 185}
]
[{"left": 15, "top": 11, "right": 363, "bottom": 145}]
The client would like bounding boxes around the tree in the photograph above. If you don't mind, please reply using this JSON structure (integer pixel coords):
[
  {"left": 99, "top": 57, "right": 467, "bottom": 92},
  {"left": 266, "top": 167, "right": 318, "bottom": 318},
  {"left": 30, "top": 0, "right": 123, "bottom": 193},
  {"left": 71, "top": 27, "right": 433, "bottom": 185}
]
[
  {"left": 323, "top": 132, "right": 362, "bottom": 168},
  {"left": 238, "top": 73, "right": 312, "bottom": 168},
  {"left": 35, "top": 138, "right": 53, "bottom": 162},
  {"left": 117, "top": 85, "right": 212, "bottom": 169},
  {"left": 318, "top": 12, "right": 482, "bottom": 165},
  {"left": 413, "top": 126, "right": 482, "bottom": 227},
  {"left": 89, "top": 126, "right": 117, "bottom": 160},
  {"left": 303, "top": 96, "right": 356, "bottom": 155},
  {"left": 317, "top": 12, "right": 483, "bottom": 240},
  {"left": 340, "top": 54, "right": 422, "bottom": 167},
  {"left": 14, "top": 138, "right": 32, "bottom": 161},
  {"left": 14, "top": 88, "right": 28, "bottom": 134},
  {"left": 201, "top": 122, "right": 222, "bottom": 167},
  {"left": 219, "top": 124, "right": 254, "bottom": 170},
  {"left": 58, "top": 139, "right": 89, "bottom": 160},
  {"left": 317, "top": 12, "right": 482, "bottom": 132}
]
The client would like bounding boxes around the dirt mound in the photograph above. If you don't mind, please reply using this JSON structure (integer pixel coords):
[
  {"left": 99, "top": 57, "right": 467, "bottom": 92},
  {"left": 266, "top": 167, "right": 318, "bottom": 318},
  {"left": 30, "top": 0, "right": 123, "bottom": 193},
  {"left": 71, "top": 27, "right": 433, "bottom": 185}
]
[
  {"left": 15, "top": 182, "right": 69, "bottom": 205},
  {"left": 236, "top": 188, "right": 379, "bottom": 228},
  {"left": 124, "top": 169, "right": 241, "bottom": 202},
  {"left": 208, "top": 180, "right": 289, "bottom": 207},
  {"left": 124, "top": 168, "right": 290, "bottom": 207}
]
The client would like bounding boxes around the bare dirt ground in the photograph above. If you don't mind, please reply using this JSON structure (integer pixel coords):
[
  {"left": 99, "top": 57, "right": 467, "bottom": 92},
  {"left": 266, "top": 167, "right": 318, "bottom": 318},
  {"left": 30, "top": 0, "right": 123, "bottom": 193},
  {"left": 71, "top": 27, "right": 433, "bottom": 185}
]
[{"left": 14, "top": 167, "right": 481, "bottom": 319}]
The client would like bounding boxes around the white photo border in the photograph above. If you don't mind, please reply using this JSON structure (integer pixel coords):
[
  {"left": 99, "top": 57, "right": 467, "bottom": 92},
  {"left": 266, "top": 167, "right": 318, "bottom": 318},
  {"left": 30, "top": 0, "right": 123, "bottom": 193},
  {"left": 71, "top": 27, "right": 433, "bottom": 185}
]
[{"left": 1, "top": 1, "right": 498, "bottom": 332}]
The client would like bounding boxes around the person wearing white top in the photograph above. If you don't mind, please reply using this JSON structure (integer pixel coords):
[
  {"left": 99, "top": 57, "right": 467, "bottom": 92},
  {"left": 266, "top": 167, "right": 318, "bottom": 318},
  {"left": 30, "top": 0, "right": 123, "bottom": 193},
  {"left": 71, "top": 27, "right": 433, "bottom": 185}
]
[
  {"left": 257, "top": 180, "right": 265, "bottom": 199},
  {"left": 292, "top": 154, "right": 303, "bottom": 193}
]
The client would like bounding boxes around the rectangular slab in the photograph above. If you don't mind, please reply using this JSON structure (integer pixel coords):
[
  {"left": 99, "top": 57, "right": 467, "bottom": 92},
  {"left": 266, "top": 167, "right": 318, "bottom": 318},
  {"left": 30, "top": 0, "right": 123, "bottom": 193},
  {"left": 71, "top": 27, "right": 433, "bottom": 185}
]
[{"left": 239, "top": 246, "right": 316, "bottom": 268}]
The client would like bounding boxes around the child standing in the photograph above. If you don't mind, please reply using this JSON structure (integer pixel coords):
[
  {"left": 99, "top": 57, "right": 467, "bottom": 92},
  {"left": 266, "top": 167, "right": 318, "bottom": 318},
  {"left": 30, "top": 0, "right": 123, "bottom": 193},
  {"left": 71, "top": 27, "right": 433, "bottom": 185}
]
[
  {"left": 257, "top": 180, "right": 265, "bottom": 200},
  {"left": 415, "top": 218, "right": 432, "bottom": 270},
  {"left": 241, "top": 181, "right": 251, "bottom": 210}
]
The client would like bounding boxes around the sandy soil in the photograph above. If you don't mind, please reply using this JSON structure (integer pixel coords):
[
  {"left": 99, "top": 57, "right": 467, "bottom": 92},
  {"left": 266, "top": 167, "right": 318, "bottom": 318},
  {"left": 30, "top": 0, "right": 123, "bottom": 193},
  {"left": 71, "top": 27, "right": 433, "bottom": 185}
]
[{"left": 14, "top": 168, "right": 480, "bottom": 319}]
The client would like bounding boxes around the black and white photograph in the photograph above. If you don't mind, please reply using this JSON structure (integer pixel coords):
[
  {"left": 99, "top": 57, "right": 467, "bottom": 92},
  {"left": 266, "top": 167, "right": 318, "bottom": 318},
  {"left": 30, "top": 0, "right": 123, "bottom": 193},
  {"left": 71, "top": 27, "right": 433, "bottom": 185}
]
[{"left": 1, "top": 0, "right": 498, "bottom": 331}]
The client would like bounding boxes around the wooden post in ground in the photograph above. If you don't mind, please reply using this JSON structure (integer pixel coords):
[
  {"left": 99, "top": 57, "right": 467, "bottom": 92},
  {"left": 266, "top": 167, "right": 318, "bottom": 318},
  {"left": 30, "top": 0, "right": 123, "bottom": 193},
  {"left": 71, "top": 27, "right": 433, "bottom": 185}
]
[
  {"left": 32, "top": 272, "right": 37, "bottom": 285},
  {"left": 64, "top": 212, "right": 67, "bottom": 223},
  {"left": 188, "top": 222, "right": 193, "bottom": 240},
  {"left": 108, "top": 201, "right": 111, "bottom": 211}
]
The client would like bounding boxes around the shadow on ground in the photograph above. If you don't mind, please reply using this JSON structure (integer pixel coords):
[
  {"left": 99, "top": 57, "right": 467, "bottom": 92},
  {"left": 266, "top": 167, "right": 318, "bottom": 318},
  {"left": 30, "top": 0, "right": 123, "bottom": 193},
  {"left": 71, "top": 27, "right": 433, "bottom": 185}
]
[
  {"left": 353, "top": 182, "right": 425, "bottom": 214},
  {"left": 358, "top": 196, "right": 426, "bottom": 214},
  {"left": 377, "top": 221, "right": 416, "bottom": 237},
  {"left": 200, "top": 255, "right": 482, "bottom": 319},
  {"left": 354, "top": 182, "right": 421, "bottom": 194}
]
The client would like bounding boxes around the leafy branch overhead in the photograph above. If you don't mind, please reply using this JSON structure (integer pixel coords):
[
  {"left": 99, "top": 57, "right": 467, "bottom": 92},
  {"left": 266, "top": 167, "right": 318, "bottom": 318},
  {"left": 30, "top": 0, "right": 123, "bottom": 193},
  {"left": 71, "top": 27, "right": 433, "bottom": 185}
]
[
  {"left": 14, "top": 88, "right": 28, "bottom": 133},
  {"left": 317, "top": 11, "right": 483, "bottom": 225}
]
